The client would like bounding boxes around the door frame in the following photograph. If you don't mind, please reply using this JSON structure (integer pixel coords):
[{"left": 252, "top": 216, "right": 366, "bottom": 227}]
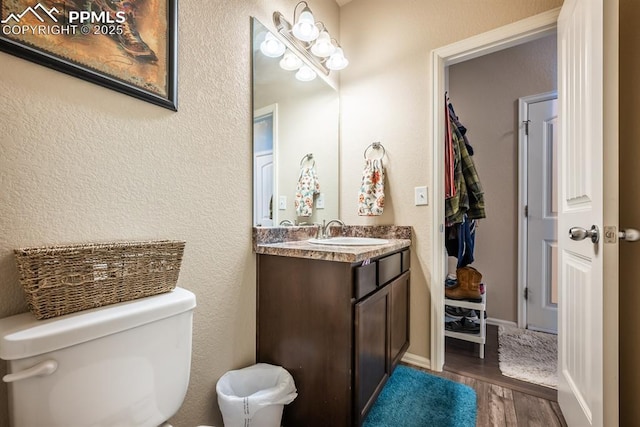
[
  {"left": 517, "top": 91, "right": 558, "bottom": 331},
  {"left": 429, "top": 8, "right": 560, "bottom": 371}
]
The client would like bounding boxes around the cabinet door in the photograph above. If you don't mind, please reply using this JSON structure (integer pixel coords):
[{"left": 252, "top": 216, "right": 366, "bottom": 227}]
[
  {"left": 390, "top": 271, "right": 410, "bottom": 370},
  {"left": 257, "top": 255, "right": 353, "bottom": 427},
  {"left": 355, "top": 285, "right": 390, "bottom": 423}
]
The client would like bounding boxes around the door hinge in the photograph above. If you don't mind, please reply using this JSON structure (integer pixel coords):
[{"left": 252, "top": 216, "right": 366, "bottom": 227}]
[
  {"left": 524, "top": 205, "right": 528, "bottom": 218},
  {"left": 524, "top": 287, "right": 529, "bottom": 300},
  {"left": 523, "top": 120, "right": 531, "bottom": 136}
]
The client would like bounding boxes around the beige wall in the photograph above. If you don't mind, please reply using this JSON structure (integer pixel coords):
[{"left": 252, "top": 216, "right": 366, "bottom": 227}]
[
  {"left": 447, "top": 35, "right": 557, "bottom": 323},
  {"left": 619, "top": 0, "right": 639, "bottom": 422},
  {"left": 338, "top": 0, "right": 562, "bottom": 361},
  {"left": 0, "top": 1, "right": 338, "bottom": 426}
]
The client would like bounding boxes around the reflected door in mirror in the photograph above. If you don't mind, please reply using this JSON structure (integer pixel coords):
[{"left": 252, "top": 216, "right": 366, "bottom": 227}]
[{"left": 254, "top": 106, "right": 276, "bottom": 226}]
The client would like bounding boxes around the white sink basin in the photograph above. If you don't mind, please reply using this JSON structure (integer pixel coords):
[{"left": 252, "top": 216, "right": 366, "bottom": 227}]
[{"left": 308, "top": 237, "right": 390, "bottom": 246}]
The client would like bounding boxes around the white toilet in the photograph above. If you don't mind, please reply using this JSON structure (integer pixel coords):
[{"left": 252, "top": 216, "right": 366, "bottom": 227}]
[{"left": 0, "top": 287, "right": 196, "bottom": 427}]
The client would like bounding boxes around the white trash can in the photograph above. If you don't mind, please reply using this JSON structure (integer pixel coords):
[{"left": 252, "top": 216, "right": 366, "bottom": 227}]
[{"left": 216, "top": 363, "right": 297, "bottom": 427}]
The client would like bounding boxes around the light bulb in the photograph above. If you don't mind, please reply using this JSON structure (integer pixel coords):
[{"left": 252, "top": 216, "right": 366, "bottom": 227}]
[
  {"left": 310, "top": 31, "right": 336, "bottom": 57},
  {"left": 260, "top": 32, "right": 285, "bottom": 58},
  {"left": 292, "top": 8, "right": 319, "bottom": 42},
  {"left": 296, "top": 65, "right": 317, "bottom": 82},
  {"left": 279, "top": 50, "right": 303, "bottom": 71},
  {"left": 326, "top": 47, "right": 349, "bottom": 70}
]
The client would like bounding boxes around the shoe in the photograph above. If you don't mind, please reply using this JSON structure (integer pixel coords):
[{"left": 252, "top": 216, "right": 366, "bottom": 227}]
[
  {"left": 445, "top": 276, "right": 458, "bottom": 288},
  {"left": 445, "top": 305, "right": 474, "bottom": 320},
  {"left": 115, "top": 16, "right": 158, "bottom": 62},
  {"left": 445, "top": 266, "right": 482, "bottom": 301},
  {"left": 445, "top": 320, "right": 464, "bottom": 332},
  {"left": 459, "top": 318, "right": 480, "bottom": 334},
  {"left": 92, "top": 0, "right": 158, "bottom": 62}
]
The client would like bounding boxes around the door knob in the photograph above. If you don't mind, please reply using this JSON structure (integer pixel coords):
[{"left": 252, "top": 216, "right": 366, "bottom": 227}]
[
  {"left": 569, "top": 225, "right": 599, "bottom": 243},
  {"left": 619, "top": 228, "right": 640, "bottom": 242}
]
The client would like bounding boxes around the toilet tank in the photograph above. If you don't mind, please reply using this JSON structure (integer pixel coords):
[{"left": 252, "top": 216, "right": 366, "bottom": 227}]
[{"left": 0, "top": 287, "right": 196, "bottom": 427}]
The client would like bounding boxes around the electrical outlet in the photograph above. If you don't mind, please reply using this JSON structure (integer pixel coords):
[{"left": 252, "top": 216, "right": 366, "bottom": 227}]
[
  {"left": 414, "top": 186, "right": 428, "bottom": 206},
  {"left": 316, "top": 193, "right": 325, "bottom": 209},
  {"left": 279, "top": 196, "right": 287, "bottom": 210}
]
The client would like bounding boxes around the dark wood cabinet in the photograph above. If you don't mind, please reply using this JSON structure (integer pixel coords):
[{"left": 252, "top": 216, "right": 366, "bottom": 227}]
[
  {"left": 355, "top": 281, "right": 390, "bottom": 420},
  {"left": 256, "top": 248, "right": 410, "bottom": 427}
]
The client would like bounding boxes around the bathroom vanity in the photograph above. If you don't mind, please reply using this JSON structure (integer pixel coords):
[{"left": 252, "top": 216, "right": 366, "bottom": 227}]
[{"left": 254, "top": 228, "right": 411, "bottom": 427}]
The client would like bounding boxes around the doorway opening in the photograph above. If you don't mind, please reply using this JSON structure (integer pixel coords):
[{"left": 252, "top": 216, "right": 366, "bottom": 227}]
[{"left": 429, "top": 8, "right": 561, "bottom": 394}]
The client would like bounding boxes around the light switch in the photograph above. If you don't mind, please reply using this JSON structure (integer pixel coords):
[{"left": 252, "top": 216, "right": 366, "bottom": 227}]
[
  {"left": 414, "top": 186, "right": 428, "bottom": 206},
  {"left": 279, "top": 196, "right": 287, "bottom": 210},
  {"left": 316, "top": 193, "right": 325, "bottom": 209}
]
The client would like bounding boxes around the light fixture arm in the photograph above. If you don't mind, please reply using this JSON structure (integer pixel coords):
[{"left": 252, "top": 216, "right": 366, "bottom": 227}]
[{"left": 293, "top": 1, "right": 311, "bottom": 20}]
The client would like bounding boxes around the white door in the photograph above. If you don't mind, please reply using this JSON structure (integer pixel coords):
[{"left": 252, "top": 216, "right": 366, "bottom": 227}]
[
  {"left": 557, "top": 0, "right": 618, "bottom": 425},
  {"left": 254, "top": 152, "right": 274, "bottom": 226},
  {"left": 526, "top": 96, "right": 559, "bottom": 334},
  {"left": 253, "top": 104, "right": 278, "bottom": 226}
]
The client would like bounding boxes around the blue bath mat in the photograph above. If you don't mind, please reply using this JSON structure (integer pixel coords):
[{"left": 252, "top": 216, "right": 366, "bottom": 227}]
[{"left": 363, "top": 365, "right": 477, "bottom": 427}]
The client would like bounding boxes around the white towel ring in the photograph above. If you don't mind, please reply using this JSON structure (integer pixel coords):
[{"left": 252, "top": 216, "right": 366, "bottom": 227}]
[
  {"left": 364, "top": 142, "right": 386, "bottom": 160},
  {"left": 300, "top": 153, "right": 315, "bottom": 167}
]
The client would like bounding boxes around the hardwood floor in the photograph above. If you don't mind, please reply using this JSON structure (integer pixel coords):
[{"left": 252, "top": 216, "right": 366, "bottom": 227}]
[
  {"left": 424, "top": 324, "right": 567, "bottom": 426},
  {"left": 431, "top": 370, "right": 567, "bottom": 427},
  {"left": 445, "top": 324, "right": 556, "bottom": 401}
]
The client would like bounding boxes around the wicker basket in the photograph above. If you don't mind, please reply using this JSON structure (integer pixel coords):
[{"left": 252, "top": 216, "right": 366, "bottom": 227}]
[{"left": 14, "top": 240, "right": 185, "bottom": 320}]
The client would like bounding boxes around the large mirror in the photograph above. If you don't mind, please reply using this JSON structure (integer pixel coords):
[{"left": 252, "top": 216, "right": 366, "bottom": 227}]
[{"left": 252, "top": 18, "right": 339, "bottom": 226}]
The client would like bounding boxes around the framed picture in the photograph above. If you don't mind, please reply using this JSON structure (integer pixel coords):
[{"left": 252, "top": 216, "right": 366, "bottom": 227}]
[{"left": 0, "top": 0, "right": 177, "bottom": 110}]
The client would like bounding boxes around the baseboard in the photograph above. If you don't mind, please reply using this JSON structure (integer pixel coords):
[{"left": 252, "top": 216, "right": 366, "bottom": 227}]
[
  {"left": 401, "top": 352, "right": 431, "bottom": 370},
  {"left": 487, "top": 318, "right": 518, "bottom": 328}
]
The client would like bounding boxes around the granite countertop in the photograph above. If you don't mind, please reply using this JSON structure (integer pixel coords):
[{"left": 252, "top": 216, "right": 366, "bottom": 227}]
[{"left": 253, "top": 225, "right": 412, "bottom": 263}]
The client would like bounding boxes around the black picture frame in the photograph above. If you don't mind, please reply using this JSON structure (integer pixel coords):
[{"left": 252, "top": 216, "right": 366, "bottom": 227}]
[{"left": 0, "top": 0, "right": 178, "bottom": 111}]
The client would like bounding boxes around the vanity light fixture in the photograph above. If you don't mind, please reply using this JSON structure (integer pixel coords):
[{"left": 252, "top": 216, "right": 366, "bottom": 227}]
[
  {"left": 260, "top": 32, "right": 286, "bottom": 58},
  {"left": 326, "top": 47, "right": 349, "bottom": 70},
  {"left": 310, "top": 31, "right": 336, "bottom": 57},
  {"left": 272, "top": 1, "right": 348, "bottom": 76},
  {"left": 291, "top": 2, "right": 319, "bottom": 42},
  {"left": 280, "top": 50, "right": 304, "bottom": 71},
  {"left": 295, "top": 65, "right": 317, "bottom": 82}
]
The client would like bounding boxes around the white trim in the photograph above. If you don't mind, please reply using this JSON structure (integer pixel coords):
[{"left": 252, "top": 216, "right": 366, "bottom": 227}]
[
  {"left": 401, "top": 352, "right": 431, "bottom": 371},
  {"left": 517, "top": 91, "right": 558, "bottom": 330},
  {"left": 429, "top": 8, "right": 560, "bottom": 372},
  {"left": 527, "top": 325, "right": 558, "bottom": 335},
  {"left": 486, "top": 318, "right": 518, "bottom": 328}
]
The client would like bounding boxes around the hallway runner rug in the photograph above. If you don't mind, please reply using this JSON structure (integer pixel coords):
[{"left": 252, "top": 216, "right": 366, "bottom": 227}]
[
  {"left": 362, "top": 365, "right": 477, "bottom": 427},
  {"left": 498, "top": 325, "right": 558, "bottom": 389}
]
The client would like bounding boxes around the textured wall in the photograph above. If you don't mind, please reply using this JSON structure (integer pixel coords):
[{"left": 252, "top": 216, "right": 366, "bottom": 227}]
[
  {"left": 0, "top": 1, "right": 338, "bottom": 426},
  {"left": 338, "top": 0, "right": 563, "bottom": 362},
  {"left": 448, "top": 35, "right": 557, "bottom": 323}
]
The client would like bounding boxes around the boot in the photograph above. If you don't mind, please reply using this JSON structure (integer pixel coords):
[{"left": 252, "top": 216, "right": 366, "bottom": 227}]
[
  {"left": 94, "top": 0, "right": 158, "bottom": 62},
  {"left": 445, "top": 266, "right": 482, "bottom": 301}
]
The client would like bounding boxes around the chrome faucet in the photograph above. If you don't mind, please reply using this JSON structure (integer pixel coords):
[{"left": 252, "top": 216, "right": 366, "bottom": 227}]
[{"left": 318, "top": 219, "right": 345, "bottom": 239}]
